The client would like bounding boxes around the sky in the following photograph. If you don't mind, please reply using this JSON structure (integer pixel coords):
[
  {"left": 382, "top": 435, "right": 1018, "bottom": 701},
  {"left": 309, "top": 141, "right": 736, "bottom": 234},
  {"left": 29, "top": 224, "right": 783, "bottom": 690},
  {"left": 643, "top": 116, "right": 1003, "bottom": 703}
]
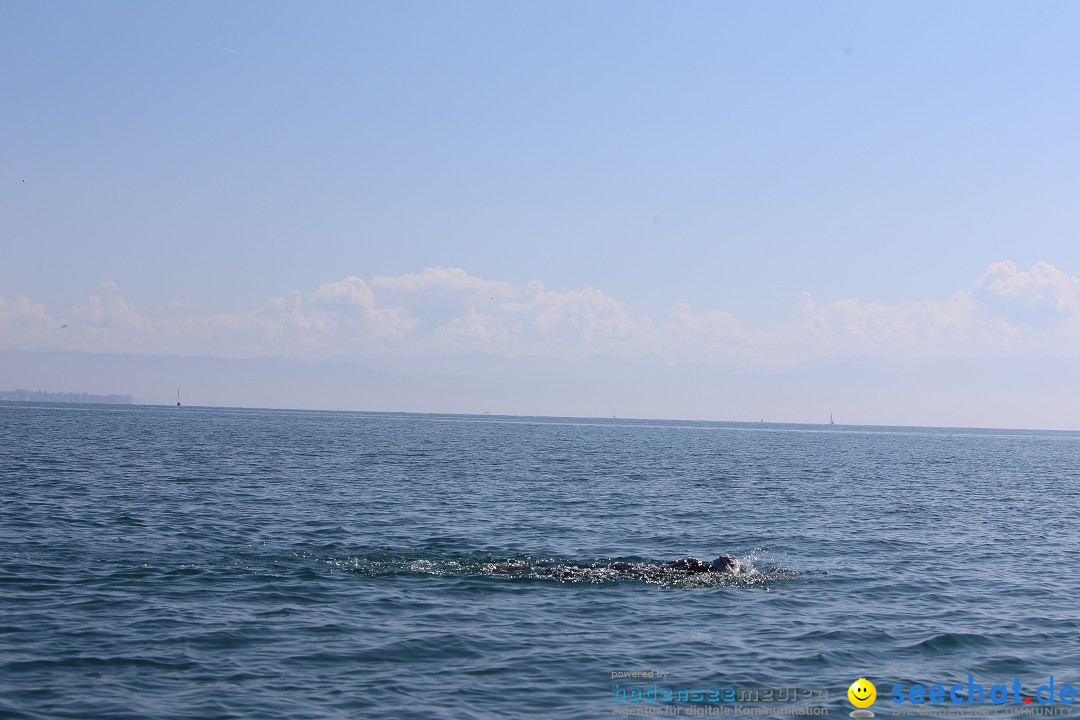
[{"left": 3, "top": 2, "right": 1080, "bottom": 426}]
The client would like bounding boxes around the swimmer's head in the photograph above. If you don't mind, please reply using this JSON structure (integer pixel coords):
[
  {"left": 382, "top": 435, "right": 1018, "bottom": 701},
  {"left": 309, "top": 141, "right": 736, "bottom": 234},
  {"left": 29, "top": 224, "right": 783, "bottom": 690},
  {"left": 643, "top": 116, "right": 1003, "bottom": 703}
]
[{"left": 710, "top": 554, "right": 740, "bottom": 573}]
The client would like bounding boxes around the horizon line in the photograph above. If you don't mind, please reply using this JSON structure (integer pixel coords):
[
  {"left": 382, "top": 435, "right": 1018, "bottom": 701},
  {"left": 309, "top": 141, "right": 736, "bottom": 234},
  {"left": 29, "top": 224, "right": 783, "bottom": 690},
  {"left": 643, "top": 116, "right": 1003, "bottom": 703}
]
[{"left": 2, "top": 398, "right": 1076, "bottom": 434}]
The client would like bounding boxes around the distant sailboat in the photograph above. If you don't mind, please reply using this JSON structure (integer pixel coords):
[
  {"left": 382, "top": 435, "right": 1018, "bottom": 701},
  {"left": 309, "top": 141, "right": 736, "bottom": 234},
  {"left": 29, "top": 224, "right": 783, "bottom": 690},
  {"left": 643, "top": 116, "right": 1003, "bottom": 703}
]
[
  {"left": 829, "top": 413, "right": 834, "bottom": 425},
  {"left": 176, "top": 386, "right": 181, "bottom": 407}
]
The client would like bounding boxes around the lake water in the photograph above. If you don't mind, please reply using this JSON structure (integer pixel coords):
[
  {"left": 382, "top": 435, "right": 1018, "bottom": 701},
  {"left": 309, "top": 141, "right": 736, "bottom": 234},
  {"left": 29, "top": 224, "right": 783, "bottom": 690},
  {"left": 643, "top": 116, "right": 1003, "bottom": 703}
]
[{"left": 2, "top": 404, "right": 1078, "bottom": 719}]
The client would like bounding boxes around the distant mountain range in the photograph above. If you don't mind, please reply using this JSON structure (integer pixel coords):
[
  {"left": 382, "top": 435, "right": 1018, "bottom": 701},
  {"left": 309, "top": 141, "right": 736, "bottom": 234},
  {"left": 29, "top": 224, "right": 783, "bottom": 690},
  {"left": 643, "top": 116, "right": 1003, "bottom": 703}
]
[
  {"left": 0, "top": 388, "right": 132, "bottom": 405},
  {"left": 0, "top": 348, "right": 1077, "bottom": 429}
]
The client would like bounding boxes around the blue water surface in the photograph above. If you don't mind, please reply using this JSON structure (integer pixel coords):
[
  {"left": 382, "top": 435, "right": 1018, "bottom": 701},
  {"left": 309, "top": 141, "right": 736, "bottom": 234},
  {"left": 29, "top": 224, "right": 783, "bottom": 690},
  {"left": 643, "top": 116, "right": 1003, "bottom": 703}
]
[{"left": 1, "top": 404, "right": 1078, "bottom": 719}]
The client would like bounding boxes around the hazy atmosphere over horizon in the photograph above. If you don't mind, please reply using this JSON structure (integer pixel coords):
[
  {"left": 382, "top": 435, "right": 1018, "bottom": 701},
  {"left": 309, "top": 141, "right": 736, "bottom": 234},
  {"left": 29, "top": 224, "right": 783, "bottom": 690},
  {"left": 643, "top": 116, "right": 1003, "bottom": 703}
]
[{"left": 3, "top": 2, "right": 1080, "bottom": 428}]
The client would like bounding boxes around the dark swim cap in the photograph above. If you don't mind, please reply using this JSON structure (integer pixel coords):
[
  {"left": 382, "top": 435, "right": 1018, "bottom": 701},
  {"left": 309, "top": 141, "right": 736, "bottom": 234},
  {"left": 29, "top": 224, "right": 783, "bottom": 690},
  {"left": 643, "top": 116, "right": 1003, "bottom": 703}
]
[{"left": 710, "top": 554, "right": 740, "bottom": 572}]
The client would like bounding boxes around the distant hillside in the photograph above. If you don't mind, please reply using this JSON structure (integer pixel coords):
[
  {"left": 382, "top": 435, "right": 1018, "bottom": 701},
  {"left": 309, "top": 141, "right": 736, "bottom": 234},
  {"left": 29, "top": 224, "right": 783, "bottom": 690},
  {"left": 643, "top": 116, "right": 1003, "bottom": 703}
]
[
  {"left": 0, "top": 389, "right": 133, "bottom": 405},
  {"left": 2, "top": 348, "right": 1079, "bottom": 429}
]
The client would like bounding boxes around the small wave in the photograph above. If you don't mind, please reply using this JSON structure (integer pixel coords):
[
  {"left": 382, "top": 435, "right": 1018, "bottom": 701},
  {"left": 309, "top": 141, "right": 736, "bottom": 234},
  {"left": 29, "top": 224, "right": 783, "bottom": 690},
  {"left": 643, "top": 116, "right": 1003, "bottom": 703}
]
[
  {"left": 905, "top": 631, "right": 997, "bottom": 652},
  {"left": 4, "top": 655, "right": 199, "bottom": 673}
]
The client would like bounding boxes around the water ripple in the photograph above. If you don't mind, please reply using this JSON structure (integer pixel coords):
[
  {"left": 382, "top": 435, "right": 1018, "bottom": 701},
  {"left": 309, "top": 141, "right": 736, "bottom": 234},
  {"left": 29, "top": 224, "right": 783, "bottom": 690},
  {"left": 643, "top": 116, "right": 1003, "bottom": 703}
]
[{"left": 1, "top": 405, "right": 1079, "bottom": 719}]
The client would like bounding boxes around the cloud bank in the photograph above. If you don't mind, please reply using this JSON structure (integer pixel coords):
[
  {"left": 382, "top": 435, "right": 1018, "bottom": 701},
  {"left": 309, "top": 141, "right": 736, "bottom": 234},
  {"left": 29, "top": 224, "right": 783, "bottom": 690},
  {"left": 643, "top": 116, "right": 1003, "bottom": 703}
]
[{"left": 3, "top": 261, "right": 1080, "bottom": 367}]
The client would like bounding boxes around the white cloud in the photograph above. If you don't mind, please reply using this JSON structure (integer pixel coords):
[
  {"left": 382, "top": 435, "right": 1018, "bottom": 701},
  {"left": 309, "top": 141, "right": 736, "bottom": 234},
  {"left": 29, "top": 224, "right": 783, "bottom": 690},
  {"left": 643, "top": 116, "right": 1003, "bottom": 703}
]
[
  {"left": 976, "top": 261, "right": 1080, "bottom": 309},
  {"left": 436, "top": 307, "right": 500, "bottom": 340},
  {"left": 7, "top": 261, "right": 1080, "bottom": 365},
  {"left": 801, "top": 294, "right": 983, "bottom": 348},
  {"left": 372, "top": 266, "right": 516, "bottom": 301},
  {"left": 100, "top": 280, "right": 119, "bottom": 290},
  {"left": 666, "top": 303, "right": 744, "bottom": 340},
  {"left": 508, "top": 281, "right": 640, "bottom": 339},
  {"left": 0, "top": 295, "right": 53, "bottom": 330},
  {"left": 310, "top": 275, "right": 377, "bottom": 308},
  {"left": 431, "top": 281, "right": 646, "bottom": 359},
  {"left": 658, "top": 303, "right": 748, "bottom": 364},
  {"left": 310, "top": 276, "right": 415, "bottom": 338},
  {"left": 794, "top": 261, "right": 1080, "bottom": 360},
  {"left": 72, "top": 296, "right": 153, "bottom": 332},
  {"left": 145, "top": 277, "right": 420, "bottom": 361}
]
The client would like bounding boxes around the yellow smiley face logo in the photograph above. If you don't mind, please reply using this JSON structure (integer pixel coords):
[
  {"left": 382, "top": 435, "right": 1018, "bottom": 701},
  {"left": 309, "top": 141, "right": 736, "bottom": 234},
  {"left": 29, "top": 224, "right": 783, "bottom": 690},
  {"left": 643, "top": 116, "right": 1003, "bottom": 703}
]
[{"left": 848, "top": 678, "right": 876, "bottom": 708}]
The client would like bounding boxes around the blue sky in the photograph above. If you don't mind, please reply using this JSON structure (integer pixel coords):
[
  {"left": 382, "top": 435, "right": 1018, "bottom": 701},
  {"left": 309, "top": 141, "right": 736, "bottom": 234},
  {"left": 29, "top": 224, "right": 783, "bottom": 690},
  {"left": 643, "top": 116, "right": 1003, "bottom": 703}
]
[{"left": 3, "top": 2, "right": 1080, "bottom": 422}]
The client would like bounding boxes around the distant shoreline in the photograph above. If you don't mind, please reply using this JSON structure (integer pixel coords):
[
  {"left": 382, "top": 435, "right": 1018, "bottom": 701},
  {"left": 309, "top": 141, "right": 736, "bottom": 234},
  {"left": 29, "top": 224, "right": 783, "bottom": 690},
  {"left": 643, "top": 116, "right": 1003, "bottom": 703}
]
[{"left": 0, "top": 389, "right": 132, "bottom": 405}]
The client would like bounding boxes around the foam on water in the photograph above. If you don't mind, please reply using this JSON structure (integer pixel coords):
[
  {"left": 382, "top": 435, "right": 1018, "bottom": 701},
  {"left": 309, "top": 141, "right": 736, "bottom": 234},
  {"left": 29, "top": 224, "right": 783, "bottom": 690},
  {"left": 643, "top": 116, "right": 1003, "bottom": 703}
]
[{"left": 327, "top": 551, "right": 799, "bottom": 587}]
